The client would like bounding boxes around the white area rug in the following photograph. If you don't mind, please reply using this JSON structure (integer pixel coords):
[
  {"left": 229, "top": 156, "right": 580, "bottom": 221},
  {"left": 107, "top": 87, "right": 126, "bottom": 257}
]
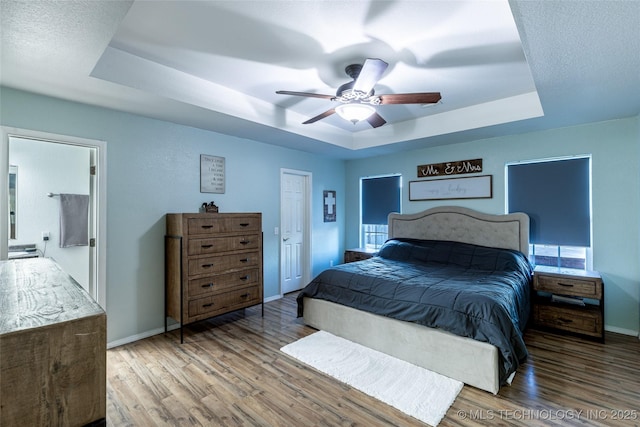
[{"left": 281, "top": 331, "right": 463, "bottom": 426}]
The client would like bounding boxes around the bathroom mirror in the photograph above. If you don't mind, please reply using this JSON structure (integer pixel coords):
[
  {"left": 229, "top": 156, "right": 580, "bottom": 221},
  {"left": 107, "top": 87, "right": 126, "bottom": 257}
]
[{"left": 9, "top": 165, "right": 17, "bottom": 239}]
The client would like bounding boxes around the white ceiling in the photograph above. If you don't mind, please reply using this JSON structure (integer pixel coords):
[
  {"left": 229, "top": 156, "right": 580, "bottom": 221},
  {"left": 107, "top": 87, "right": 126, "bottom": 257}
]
[{"left": 1, "top": 1, "right": 639, "bottom": 159}]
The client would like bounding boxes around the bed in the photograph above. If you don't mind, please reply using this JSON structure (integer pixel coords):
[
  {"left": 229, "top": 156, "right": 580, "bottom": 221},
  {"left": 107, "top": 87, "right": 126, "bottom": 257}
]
[{"left": 297, "top": 206, "right": 532, "bottom": 394}]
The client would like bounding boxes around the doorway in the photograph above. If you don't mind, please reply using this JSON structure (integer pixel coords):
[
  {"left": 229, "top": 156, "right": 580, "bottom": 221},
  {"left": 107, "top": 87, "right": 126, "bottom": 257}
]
[
  {"left": 1, "top": 127, "right": 107, "bottom": 309},
  {"left": 280, "top": 169, "right": 311, "bottom": 295}
]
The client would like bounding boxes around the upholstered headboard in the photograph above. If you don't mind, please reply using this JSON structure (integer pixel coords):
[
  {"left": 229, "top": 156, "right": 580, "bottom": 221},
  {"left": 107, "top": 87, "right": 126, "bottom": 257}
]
[{"left": 388, "top": 206, "right": 530, "bottom": 256}]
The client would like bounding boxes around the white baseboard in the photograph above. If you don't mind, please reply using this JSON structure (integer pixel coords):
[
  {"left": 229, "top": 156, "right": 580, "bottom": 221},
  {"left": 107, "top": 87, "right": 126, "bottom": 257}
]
[
  {"left": 107, "top": 323, "right": 179, "bottom": 349},
  {"left": 107, "top": 298, "right": 284, "bottom": 349},
  {"left": 265, "top": 294, "right": 282, "bottom": 303},
  {"left": 108, "top": 316, "right": 640, "bottom": 349},
  {"left": 605, "top": 325, "right": 639, "bottom": 338}
]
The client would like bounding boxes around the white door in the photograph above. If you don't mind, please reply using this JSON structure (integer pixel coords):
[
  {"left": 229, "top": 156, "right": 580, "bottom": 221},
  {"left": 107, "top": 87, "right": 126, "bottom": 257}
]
[{"left": 281, "top": 170, "right": 310, "bottom": 294}]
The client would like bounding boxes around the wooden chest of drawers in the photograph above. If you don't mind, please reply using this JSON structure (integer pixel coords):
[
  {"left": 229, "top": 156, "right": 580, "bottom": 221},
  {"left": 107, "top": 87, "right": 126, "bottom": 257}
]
[
  {"left": 165, "top": 213, "right": 263, "bottom": 342},
  {"left": 1, "top": 258, "right": 106, "bottom": 426},
  {"left": 532, "top": 266, "right": 604, "bottom": 342}
]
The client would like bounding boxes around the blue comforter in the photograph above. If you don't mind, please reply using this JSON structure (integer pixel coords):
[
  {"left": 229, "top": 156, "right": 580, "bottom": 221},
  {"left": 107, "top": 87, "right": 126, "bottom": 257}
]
[{"left": 297, "top": 238, "right": 533, "bottom": 385}]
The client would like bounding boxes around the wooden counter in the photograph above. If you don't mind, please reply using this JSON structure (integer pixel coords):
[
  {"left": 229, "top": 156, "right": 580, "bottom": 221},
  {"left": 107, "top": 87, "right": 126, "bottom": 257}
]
[{"left": 0, "top": 258, "right": 106, "bottom": 426}]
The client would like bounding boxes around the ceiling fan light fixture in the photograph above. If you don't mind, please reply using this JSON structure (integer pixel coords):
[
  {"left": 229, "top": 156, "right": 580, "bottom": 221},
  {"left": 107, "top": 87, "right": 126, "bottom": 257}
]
[{"left": 335, "top": 103, "right": 375, "bottom": 124}]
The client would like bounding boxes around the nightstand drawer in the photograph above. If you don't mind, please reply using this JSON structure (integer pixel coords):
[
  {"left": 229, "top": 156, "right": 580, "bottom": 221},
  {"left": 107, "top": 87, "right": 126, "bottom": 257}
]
[
  {"left": 534, "top": 274, "right": 601, "bottom": 299},
  {"left": 344, "top": 248, "right": 376, "bottom": 263},
  {"left": 534, "top": 304, "right": 603, "bottom": 338},
  {"left": 532, "top": 266, "right": 604, "bottom": 342}
]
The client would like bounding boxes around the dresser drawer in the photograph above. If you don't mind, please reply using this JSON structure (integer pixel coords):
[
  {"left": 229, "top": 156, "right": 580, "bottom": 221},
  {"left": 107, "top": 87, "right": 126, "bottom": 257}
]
[
  {"left": 188, "top": 251, "right": 260, "bottom": 276},
  {"left": 187, "top": 268, "right": 260, "bottom": 298},
  {"left": 534, "top": 274, "right": 601, "bottom": 299},
  {"left": 188, "top": 285, "right": 261, "bottom": 318},
  {"left": 187, "top": 216, "right": 261, "bottom": 236},
  {"left": 188, "top": 234, "right": 260, "bottom": 255}
]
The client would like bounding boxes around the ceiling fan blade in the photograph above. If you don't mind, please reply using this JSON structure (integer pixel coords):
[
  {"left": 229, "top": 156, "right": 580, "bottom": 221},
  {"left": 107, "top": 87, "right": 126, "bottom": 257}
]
[
  {"left": 303, "top": 109, "right": 336, "bottom": 124},
  {"left": 352, "top": 58, "right": 388, "bottom": 94},
  {"left": 366, "top": 112, "right": 387, "bottom": 128},
  {"left": 378, "top": 92, "right": 442, "bottom": 105},
  {"left": 276, "top": 90, "right": 335, "bottom": 100}
]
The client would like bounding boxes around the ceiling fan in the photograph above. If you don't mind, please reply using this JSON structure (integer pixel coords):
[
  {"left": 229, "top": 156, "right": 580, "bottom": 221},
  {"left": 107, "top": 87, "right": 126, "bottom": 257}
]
[{"left": 276, "top": 58, "right": 441, "bottom": 128}]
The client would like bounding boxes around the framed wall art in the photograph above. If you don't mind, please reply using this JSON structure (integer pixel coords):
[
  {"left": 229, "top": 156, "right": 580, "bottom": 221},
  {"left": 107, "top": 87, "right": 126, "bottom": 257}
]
[
  {"left": 409, "top": 175, "right": 492, "bottom": 201},
  {"left": 323, "top": 190, "right": 336, "bottom": 222},
  {"left": 200, "top": 154, "right": 225, "bottom": 194}
]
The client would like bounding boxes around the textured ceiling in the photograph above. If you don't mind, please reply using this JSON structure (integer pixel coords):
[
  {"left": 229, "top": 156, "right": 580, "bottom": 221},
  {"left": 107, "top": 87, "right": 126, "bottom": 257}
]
[{"left": 1, "top": 1, "right": 639, "bottom": 159}]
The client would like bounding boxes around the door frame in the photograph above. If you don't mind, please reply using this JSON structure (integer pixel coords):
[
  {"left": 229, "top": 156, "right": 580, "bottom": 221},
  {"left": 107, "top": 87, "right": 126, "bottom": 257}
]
[
  {"left": 0, "top": 126, "right": 107, "bottom": 310},
  {"left": 279, "top": 168, "right": 312, "bottom": 296}
]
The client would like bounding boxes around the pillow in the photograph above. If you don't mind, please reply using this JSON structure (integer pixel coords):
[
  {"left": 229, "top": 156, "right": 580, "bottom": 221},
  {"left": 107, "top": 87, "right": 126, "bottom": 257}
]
[{"left": 378, "top": 238, "right": 532, "bottom": 274}]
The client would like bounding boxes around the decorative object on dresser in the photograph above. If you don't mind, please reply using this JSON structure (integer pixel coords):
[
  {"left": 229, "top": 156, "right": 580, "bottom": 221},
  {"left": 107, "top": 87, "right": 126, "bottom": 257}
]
[
  {"left": 344, "top": 247, "right": 376, "bottom": 263},
  {"left": 0, "top": 258, "right": 106, "bottom": 427},
  {"left": 165, "top": 212, "right": 263, "bottom": 343},
  {"left": 532, "top": 265, "right": 604, "bottom": 342},
  {"left": 201, "top": 201, "right": 219, "bottom": 213}
]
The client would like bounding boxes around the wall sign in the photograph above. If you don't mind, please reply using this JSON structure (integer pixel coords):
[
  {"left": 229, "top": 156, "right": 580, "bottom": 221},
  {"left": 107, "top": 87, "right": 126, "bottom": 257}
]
[
  {"left": 200, "top": 154, "right": 225, "bottom": 194},
  {"left": 417, "top": 158, "right": 482, "bottom": 178},
  {"left": 323, "top": 190, "right": 336, "bottom": 222},
  {"left": 409, "top": 175, "right": 492, "bottom": 201}
]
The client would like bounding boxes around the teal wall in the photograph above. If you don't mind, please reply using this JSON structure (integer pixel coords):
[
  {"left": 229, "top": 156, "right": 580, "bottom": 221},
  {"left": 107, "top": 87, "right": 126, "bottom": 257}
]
[
  {"left": 1, "top": 87, "right": 346, "bottom": 343},
  {"left": 3, "top": 85, "right": 638, "bottom": 339},
  {"left": 346, "top": 116, "right": 640, "bottom": 335}
]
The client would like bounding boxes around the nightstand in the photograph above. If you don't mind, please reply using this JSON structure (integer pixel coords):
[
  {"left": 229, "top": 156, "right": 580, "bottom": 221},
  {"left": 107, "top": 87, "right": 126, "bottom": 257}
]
[
  {"left": 344, "top": 248, "right": 376, "bottom": 263},
  {"left": 532, "top": 265, "right": 604, "bottom": 342}
]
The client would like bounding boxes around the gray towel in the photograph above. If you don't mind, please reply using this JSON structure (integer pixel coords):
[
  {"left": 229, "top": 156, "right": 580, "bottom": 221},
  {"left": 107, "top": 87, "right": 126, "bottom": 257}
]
[{"left": 59, "top": 193, "right": 89, "bottom": 248}]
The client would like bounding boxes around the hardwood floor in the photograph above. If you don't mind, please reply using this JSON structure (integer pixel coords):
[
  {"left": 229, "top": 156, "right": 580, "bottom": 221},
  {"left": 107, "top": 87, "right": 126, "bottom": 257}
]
[{"left": 107, "top": 293, "right": 640, "bottom": 426}]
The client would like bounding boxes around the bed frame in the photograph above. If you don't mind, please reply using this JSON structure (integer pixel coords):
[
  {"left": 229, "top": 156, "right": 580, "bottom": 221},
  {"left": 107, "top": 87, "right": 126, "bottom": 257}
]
[{"left": 302, "top": 206, "right": 530, "bottom": 394}]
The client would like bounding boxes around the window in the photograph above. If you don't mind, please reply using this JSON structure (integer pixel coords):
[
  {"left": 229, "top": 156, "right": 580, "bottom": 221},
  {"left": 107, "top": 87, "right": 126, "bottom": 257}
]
[
  {"left": 507, "top": 156, "right": 592, "bottom": 269},
  {"left": 361, "top": 175, "right": 401, "bottom": 250}
]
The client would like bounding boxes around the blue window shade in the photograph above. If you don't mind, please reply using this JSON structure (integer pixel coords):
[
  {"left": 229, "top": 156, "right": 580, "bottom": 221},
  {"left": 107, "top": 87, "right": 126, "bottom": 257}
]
[
  {"left": 362, "top": 175, "right": 401, "bottom": 225},
  {"left": 508, "top": 157, "right": 591, "bottom": 247}
]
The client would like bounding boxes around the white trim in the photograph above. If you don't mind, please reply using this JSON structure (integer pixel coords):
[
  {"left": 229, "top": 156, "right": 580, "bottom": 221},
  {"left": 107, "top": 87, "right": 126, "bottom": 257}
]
[
  {"left": 264, "top": 294, "right": 282, "bottom": 303},
  {"left": 110, "top": 303, "right": 282, "bottom": 348},
  {"left": 0, "top": 127, "right": 107, "bottom": 311},
  {"left": 604, "top": 325, "right": 639, "bottom": 337},
  {"left": 107, "top": 325, "right": 178, "bottom": 349},
  {"left": 106, "top": 306, "right": 639, "bottom": 349}
]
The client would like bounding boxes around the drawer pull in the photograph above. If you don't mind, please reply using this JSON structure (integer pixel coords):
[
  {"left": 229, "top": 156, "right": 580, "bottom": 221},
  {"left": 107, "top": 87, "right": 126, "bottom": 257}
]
[
  {"left": 240, "top": 223, "right": 250, "bottom": 227},
  {"left": 201, "top": 244, "right": 213, "bottom": 248},
  {"left": 202, "top": 263, "right": 214, "bottom": 268},
  {"left": 557, "top": 282, "right": 574, "bottom": 287},
  {"left": 201, "top": 283, "right": 214, "bottom": 288},
  {"left": 201, "top": 225, "right": 214, "bottom": 229},
  {"left": 202, "top": 303, "right": 214, "bottom": 308},
  {"left": 240, "top": 293, "right": 250, "bottom": 298},
  {"left": 240, "top": 275, "right": 249, "bottom": 281},
  {"left": 240, "top": 240, "right": 250, "bottom": 245},
  {"left": 240, "top": 258, "right": 249, "bottom": 263},
  {"left": 558, "top": 317, "right": 573, "bottom": 323}
]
